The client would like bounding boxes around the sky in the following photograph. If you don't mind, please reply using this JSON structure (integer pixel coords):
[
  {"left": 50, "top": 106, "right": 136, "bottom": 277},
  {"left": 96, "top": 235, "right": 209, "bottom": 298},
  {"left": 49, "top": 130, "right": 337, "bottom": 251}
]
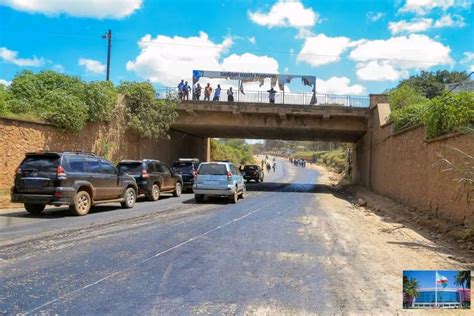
[
  {"left": 0, "top": 0, "right": 473, "bottom": 94},
  {"left": 403, "top": 270, "right": 468, "bottom": 289}
]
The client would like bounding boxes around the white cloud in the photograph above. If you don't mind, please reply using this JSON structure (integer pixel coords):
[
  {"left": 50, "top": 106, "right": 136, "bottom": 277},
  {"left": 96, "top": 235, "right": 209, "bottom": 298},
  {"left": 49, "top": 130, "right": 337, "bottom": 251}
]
[
  {"left": 248, "top": 0, "right": 318, "bottom": 29},
  {"left": 79, "top": 58, "right": 105, "bottom": 74},
  {"left": 356, "top": 61, "right": 409, "bottom": 81},
  {"left": 316, "top": 76, "right": 366, "bottom": 95},
  {"left": 297, "top": 34, "right": 354, "bottom": 66},
  {"left": 248, "top": 36, "right": 256, "bottom": 44},
  {"left": 0, "top": 47, "right": 44, "bottom": 67},
  {"left": 0, "top": 0, "right": 142, "bottom": 19},
  {"left": 399, "top": 0, "right": 469, "bottom": 15},
  {"left": 389, "top": 18, "right": 433, "bottom": 34},
  {"left": 349, "top": 34, "right": 453, "bottom": 81},
  {"left": 461, "top": 51, "right": 474, "bottom": 63},
  {"left": 433, "top": 14, "right": 465, "bottom": 27},
  {"left": 52, "top": 64, "right": 65, "bottom": 73},
  {"left": 126, "top": 32, "right": 279, "bottom": 88},
  {"left": 0, "top": 79, "right": 11, "bottom": 86},
  {"left": 470, "top": 65, "right": 474, "bottom": 72},
  {"left": 367, "top": 12, "right": 385, "bottom": 22}
]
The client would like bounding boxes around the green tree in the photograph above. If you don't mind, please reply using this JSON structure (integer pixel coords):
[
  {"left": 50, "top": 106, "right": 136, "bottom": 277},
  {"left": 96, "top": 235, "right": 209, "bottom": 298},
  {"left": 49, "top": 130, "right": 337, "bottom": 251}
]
[
  {"left": 395, "top": 70, "right": 468, "bottom": 99},
  {"left": 388, "top": 84, "right": 428, "bottom": 109},
  {"left": 455, "top": 271, "right": 471, "bottom": 308},
  {"left": 0, "top": 83, "right": 8, "bottom": 114},
  {"left": 118, "top": 81, "right": 177, "bottom": 140},
  {"left": 41, "top": 90, "right": 87, "bottom": 132},
  {"left": 84, "top": 81, "right": 118, "bottom": 122},
  {"left": 402, "top": 277, "right": 420, "bottom": 307}
]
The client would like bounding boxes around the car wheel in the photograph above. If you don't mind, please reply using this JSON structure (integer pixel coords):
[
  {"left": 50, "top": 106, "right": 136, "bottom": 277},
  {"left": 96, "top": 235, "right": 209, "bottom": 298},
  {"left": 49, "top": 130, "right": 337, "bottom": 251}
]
[
  {"left": 121, "top": 187, "right": 136, "bottom": 209},
  {"left": 173, "top": 182, "right": 182, "bottom": 197},
  {"left": 195, "top": 194, "right": 204, "bottom": 203},
  {"left": 229, "top": 191, "right": 238, "bottom": 204},
  {"left": 146, "top": 184, "right": 160, "bottom": 201},
  {"left": 240, "top": 187, "right": 246, "bottom": 199},
  {"left": 69, "top": 191, "right": 91, "bottom": 216},
  {"left": 24, "top": 203, "right": 45, "bottom": 215}
]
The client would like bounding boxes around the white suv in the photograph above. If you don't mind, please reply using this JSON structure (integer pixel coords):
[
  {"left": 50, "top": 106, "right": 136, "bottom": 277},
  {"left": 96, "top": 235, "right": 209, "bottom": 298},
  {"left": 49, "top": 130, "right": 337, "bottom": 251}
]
[{"left": 193, "top": 162, "right": 246, "bottom": 203}]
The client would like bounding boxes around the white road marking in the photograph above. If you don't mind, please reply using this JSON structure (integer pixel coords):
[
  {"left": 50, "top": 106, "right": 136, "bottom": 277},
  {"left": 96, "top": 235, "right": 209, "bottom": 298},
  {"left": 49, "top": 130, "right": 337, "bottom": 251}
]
[{"left": 25, "top": 205, "right": 267, "bottom": 314}]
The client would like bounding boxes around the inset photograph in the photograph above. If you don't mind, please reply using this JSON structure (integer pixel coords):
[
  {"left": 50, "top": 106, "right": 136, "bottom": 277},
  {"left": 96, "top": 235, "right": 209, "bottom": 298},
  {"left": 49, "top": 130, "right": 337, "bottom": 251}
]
[{"left": 403, "top": 270, "right": 471, "bottom": 309}]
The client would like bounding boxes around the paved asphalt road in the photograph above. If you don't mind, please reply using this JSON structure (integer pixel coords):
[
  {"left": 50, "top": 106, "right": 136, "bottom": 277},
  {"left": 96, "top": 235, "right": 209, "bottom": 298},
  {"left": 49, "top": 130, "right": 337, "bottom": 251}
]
[{"left": 2, "top": 158, "right": 459, "bottom": 314}]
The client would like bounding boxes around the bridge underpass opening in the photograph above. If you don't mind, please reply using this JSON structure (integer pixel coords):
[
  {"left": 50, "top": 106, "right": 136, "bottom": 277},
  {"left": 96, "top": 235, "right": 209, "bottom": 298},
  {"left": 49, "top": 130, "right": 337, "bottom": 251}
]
[{"left": 172, "top": 101, "right": 369, "bottom": 143}]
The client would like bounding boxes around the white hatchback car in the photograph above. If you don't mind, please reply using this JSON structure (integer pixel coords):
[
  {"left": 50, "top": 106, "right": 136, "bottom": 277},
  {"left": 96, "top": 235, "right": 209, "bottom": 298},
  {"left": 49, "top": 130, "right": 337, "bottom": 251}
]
[{"left": 193, "top": 162, "right": 246, "bottom": 203}]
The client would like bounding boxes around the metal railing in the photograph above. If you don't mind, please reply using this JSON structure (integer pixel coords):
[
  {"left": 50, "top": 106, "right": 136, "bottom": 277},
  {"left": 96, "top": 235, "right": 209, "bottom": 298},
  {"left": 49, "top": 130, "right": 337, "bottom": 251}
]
[{"left": 155, "top": 87, "right": 369, "bottom": 108}]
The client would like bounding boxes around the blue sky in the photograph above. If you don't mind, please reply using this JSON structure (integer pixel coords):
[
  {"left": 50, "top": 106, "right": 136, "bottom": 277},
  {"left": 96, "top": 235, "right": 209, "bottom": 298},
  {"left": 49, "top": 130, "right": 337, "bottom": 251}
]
[
  {"left": 403, "top": 270, "right": 468, "bottom": 289},
  {"left": 0, "top": 0, "right": 473, "bottom": 94}
]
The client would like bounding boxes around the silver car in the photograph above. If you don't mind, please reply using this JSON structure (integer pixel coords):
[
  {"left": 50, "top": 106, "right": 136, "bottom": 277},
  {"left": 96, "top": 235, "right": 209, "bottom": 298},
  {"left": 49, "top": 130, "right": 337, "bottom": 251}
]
[{"left": 193, "top": 162, "right": 246, "bottom": 203}]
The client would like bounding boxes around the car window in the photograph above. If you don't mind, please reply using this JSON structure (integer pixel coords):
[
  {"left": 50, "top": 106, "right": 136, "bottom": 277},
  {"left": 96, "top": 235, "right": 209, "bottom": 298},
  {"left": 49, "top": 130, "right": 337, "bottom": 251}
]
[
  {"left": 118, "top": 162, "right": 143, "bottom": 174},
  {"left": 199, "top": 164, "right": 227, "bottom": 175},
  {"left": 161, "top": 164, "right": 171, "bottom": 174},
  {"left": 85, "top": 159, "right": 101, "bottom": 173},
  {"left": 231, "top": 165, "right": 239, "bottom": 175},
  {"left": 68, "top": 158, "right": 86, "bottom": 172},
  {"left": 21, "top": 155, "right": 60, "bottom": 172},
  {"left": 147, "top": 162, "right": 156, "bottom": 172},
  {"left": 155, "top": 163, "right": 164, "bottom": 172},
  {"left": 101, "top": 160, "right": 117, "bottom": 175},
  {"left": 172, "top": 162, "right": 193, "bottom": 172}
]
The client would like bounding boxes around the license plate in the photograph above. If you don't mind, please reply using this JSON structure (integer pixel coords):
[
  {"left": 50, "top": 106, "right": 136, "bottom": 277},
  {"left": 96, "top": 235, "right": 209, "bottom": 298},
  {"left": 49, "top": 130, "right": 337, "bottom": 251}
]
[{"left": 24, "top": 179, "right": 45, "bottom": 188}]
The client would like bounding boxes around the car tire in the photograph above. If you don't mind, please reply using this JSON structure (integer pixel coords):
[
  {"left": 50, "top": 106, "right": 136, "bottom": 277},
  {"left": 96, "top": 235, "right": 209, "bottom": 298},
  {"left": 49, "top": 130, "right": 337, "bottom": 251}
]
[
  {"left": 24, "top": 203, "right": 45, "bottom": 215},
  {"left": 69, "top": 191, "right": 91, "bottom": 216},
  {"left": 121, "top": 187, "right": 136, "bottom": 209},
  {"left": 195, "top": 194, "right": 204, "bottom": 203},
  {"left": 173, "top": 182, "right": 182, "bottom": 197},
  {"left": 146, "top": 184, "right": 160, "bottom": 201},
  {"left": 229, "top": 191, "right": 238, "bottom": 204},
  {"left": 240, "top": 188, "right": 246, "bottom": 199}
]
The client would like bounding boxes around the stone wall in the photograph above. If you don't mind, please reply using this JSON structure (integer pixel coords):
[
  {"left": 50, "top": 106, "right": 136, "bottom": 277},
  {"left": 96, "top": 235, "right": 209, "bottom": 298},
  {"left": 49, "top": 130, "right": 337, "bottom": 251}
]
[
  {"left": 354, "top": 96, "right": 473, "bottom": 226},
  {"left": 0, "top": 111, "right": 209, "bottom": 208}
]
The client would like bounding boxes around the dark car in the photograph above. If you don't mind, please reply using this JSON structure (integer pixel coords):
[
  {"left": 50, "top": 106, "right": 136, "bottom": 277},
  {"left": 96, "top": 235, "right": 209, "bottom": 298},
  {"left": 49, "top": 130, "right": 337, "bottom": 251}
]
[
  {"left": 117, "top": 159, "right": 183, "bottom": 201},
  {"left": 242, "top": 165, "right": 264, "bottom": 183},
  {"left": 171, "top": 158, "right": 200, "bottom": 192},
  {"left": 11, "top": 152, "right": 138, "bottom": 216}
]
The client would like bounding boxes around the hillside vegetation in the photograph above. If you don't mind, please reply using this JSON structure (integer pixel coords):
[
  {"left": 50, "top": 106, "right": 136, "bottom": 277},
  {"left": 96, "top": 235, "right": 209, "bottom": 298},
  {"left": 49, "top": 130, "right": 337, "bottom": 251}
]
[{"left": 210, "top": 139, "right": 255, "bottom": 165}]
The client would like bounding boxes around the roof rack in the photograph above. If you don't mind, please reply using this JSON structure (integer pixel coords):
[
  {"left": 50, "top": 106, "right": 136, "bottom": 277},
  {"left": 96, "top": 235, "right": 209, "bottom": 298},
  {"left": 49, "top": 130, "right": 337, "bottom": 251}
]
[{"left": 64, "top": 151, "right": 97, "bottom": 156}]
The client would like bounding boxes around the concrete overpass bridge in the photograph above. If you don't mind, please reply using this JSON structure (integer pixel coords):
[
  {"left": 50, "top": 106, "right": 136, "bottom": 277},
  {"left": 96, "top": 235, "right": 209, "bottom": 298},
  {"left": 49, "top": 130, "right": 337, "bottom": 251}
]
[{"left": 172, "top": 100, "right": 369, "bottom": 142}]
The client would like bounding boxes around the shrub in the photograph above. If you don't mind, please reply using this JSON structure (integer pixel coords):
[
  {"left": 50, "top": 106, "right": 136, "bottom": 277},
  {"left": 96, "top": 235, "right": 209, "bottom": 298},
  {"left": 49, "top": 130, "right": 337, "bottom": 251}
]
[
  {"left": 84, "top": 81, "right": 117, "bottom": 122},
  {"left": 423, "top": 92, "right": 474, "bottom": 139},
  {"left": 390, "top": 102, "right": 429, "bottom": 131},
  {"left": 388, "top": 84, "right": 428, "bottom": 109},
  {"left": 0, "top": 84, "right": 8, "bottom": 114},
  {"left": 118, "top": 81, "right": 177, "bottom": 140},
  {"left": 41, "top": 90, "right": 87, "bottom": 132}
]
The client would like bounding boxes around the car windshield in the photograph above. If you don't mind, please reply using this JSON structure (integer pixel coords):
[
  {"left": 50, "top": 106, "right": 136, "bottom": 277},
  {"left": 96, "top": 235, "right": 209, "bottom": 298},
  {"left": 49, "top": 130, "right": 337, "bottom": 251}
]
[
  {"left": 244, "top": 165, "right": 258, "bottom": 171},
  {"left": 172, "top": 162, "right": 193, "bottom": 172},
  {"left": 20, "top": 155, "right": 60, "bottom": 172},
  {"left": 118, "top": 162, "right": 143, "bottom": 174},
  {"left": 199, "top": 164, "right": 227, "bottom": 175}
]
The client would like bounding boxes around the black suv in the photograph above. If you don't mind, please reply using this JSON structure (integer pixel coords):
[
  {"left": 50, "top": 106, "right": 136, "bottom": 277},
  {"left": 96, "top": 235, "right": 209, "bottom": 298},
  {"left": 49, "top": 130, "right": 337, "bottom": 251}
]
[
  {"left": 242, "top": 165, "right": 264, "bottom": 183},
  {"left": 117, "top": 159, "right": 183, "bottom": 201},
  {"left": 171, "top": 158, "right": 200, "bottom": 192},
  {"left": 11, "top": 152, "right": 138, "bottom": 216}
]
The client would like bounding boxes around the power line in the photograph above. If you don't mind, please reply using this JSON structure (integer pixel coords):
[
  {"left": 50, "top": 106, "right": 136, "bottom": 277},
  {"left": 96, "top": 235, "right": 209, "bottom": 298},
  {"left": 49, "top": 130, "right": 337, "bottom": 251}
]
[{"left": 6, "top": 31, "right": 454, "bottom": 66}]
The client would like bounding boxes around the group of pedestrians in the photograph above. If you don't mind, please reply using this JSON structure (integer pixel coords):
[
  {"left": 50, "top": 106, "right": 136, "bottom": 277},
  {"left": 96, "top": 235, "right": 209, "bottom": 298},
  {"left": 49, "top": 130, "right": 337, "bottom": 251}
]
[
  {"left": 177, "top": 80, "right": 278, "bottom": 103},
  {"left": 290, "top": 158, "right": 306, "bottom": 168},
  {"left": 261, "top": 156, "right": 276, "bottom": 173}
]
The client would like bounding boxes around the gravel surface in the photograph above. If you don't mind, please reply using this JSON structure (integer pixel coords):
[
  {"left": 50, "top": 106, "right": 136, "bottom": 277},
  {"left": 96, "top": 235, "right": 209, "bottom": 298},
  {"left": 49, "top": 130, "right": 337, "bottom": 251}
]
[{"left": 0, "top": 159, "right": 470, "bottom": 315}]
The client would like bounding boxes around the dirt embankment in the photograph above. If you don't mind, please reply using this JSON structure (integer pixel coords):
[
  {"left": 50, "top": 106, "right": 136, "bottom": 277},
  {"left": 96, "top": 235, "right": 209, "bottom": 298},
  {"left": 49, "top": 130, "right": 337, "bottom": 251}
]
[{"left": 310, "top": 163, "right": 474, "bottom": 267}]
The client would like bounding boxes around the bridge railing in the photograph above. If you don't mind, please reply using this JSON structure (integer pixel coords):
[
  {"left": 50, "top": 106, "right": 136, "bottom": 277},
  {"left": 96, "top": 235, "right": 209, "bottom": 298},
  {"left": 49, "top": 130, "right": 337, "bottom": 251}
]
[{"left": 155, "top": 87, "right": 369, "bottom": 108}]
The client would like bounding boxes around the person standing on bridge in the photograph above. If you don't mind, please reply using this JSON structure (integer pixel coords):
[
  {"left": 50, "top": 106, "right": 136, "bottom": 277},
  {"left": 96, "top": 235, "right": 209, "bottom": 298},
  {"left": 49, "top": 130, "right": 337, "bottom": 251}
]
[
  {"left": 267, "top": 87, "right": 276, "bottom": 104},
  {"left": 213, "top": 84, "right": 221, "bottom": 102},
  {"left": 193, "top": 83, "right": 202, "bottom": 100},
  {"left": 227, "top": 87, "right": 234, "bottom": 102},
  {"left": 183, "top": 81, "right": 190, "bottom": 100},
  {"left": 204, "top": 83, "right": 212, "bottom": 101},
  {"left": 178, "top": 80, "right": 184, "bottom": 100}
]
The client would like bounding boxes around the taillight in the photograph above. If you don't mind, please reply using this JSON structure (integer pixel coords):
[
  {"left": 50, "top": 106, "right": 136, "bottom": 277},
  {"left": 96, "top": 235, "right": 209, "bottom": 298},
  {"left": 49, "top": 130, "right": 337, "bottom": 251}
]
[
  {"left": 15, "top": 166, "right": 21, "bottom": 174},
  {"left": 192, "top": 170, "right": 197, "bottom": 176},
  {"left": 56, "top": 165, "right": 66, "bottom": 178},
  {"left": 141, "top": 169, "right": 149, "bottom": 178},
  {"left": 227, "top": 171, "right": 232, "bottom": 181}
]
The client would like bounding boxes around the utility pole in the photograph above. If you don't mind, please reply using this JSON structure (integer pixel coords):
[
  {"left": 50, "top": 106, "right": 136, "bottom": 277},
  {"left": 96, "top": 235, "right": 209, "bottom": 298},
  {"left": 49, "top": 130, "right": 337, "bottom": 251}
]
[{"left": 102, "top": 29, "right": 112, "bottom": 81}]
